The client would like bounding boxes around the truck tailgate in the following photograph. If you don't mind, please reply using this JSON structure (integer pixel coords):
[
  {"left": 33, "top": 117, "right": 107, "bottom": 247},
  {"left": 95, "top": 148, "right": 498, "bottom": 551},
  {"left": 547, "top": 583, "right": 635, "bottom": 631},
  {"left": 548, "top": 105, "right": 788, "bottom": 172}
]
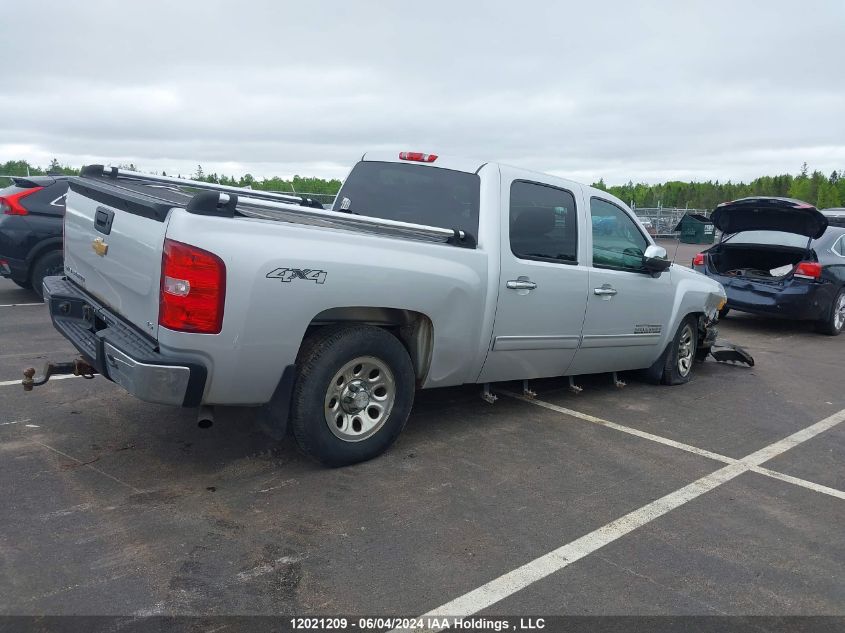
[{"left": 64, "top": 177, "right": 190, "bottom": 338}]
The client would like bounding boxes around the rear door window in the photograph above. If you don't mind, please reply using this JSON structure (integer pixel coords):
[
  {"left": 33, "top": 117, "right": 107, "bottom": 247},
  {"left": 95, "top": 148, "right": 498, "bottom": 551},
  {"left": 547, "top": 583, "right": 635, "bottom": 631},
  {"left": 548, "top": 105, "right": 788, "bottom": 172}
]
[
  {"left": 590, "top": 198, "right": 648, "bottom": 271},
  {"left": 332, "top": 161, "right": 480, "bottom": 239},
  {"left": 509, "top": 181, "right": 578, "bottom": 264}
]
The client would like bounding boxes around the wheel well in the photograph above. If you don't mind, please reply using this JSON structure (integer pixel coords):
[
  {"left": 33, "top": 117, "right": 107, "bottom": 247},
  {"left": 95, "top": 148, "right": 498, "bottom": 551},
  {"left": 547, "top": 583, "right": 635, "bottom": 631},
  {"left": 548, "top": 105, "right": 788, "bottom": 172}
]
[
  {"left": 305, "top": 307, "right": 434, "bottom": 383},
  {"left": 27, "top": 241, "right": 63, "bottom": 273}
]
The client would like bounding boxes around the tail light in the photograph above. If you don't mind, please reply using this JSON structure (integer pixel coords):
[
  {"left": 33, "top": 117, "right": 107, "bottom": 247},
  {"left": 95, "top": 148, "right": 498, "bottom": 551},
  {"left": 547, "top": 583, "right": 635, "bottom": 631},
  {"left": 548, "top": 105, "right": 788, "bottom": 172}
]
[
  {"left": 692, "top": 253, "right": 705, "bottom": 266},
  {"left": 399, "top": 151, "right": 437, "bottom": 163},
  {"left": 159, "top": 239, "right": 226, "bottom": 333},
  {"left": 793, "top": 261, "right": 822, "bottom": 280},
  {"left": 0, "top": 186, "right": 43, "bottom": 215}
]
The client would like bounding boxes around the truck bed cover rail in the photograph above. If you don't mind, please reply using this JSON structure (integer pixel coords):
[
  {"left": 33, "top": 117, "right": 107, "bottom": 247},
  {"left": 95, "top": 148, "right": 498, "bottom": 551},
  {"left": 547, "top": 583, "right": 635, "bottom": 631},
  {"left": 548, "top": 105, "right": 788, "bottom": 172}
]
[{"left": 78, "top": 166, "right": 469, "bottom": 246}]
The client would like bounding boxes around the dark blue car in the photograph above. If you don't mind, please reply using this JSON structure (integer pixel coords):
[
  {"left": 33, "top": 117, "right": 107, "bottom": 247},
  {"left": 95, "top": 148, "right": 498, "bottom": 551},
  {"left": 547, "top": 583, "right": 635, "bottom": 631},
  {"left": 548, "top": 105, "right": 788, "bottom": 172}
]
[
  {"left": 0, "top": 175, "right": 69, "bottom": 299},
  {"left": 692, "top": 197, "right": 845, "bottom": 335}
]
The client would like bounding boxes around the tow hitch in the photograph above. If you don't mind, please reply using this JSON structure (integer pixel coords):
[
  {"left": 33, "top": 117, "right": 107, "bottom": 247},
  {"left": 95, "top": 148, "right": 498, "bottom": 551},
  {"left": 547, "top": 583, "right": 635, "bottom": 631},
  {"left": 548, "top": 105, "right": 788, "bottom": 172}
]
[{"left": 22, "top": 358, "right": 98, "bottom": 391}]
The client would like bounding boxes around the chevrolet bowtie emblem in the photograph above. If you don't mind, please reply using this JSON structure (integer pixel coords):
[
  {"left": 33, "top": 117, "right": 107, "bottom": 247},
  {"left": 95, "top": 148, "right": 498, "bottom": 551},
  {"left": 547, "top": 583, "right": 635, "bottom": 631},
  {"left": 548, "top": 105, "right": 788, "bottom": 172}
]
[{"left": 92, "top": 237, "right": 109, "bottom": 257}]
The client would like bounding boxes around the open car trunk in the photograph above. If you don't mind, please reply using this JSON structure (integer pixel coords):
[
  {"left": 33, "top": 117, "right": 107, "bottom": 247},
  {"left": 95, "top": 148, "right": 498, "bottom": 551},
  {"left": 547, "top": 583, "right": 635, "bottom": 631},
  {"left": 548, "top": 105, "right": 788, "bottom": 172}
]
[{"left": 707, "top": 243, "right": 809, "bottom": 280}]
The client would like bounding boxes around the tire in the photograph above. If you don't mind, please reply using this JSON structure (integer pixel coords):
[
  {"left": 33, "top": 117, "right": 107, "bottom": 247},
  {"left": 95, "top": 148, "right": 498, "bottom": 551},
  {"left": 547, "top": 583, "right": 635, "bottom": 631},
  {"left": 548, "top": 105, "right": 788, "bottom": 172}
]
[
  {"left": 816, "top": 287, "right": 845, "bottom": 336},
  {"left": 29, "top": 250, "right": 63, "bottom": 301},
  {"left": 718, "top": 306, "right": 730, "bottom": 320},
  {"left": 645, "top": 315, "right": 699, "bottom": 386},
  {"left": 12, "top": 279, "right": 32, "bottom": 290},
  {"left": 289, "top": 325, "right": 415, "bottom": 467}
]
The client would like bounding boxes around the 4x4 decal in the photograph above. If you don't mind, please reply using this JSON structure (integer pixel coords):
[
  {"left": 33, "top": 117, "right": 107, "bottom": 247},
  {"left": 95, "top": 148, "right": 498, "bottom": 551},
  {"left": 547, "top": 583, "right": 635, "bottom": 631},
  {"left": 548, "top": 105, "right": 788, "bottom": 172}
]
[{"left": 266, "top": 268, "right": 327, "bottom": 284}]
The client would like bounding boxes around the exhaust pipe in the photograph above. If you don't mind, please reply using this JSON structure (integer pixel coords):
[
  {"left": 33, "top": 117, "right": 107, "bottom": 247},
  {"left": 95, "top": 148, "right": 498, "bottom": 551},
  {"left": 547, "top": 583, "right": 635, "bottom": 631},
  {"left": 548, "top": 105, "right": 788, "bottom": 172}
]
[{"left": 197, "top": 405, "right": 215, "bottom": 428}]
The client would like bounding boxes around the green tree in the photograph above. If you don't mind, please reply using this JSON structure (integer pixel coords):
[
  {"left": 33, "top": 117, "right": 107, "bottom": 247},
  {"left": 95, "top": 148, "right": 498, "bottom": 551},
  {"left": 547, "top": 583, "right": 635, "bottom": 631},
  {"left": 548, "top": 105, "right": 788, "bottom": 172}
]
[{"left": 817, "top": 180, "right": 841, "bottom": 209}]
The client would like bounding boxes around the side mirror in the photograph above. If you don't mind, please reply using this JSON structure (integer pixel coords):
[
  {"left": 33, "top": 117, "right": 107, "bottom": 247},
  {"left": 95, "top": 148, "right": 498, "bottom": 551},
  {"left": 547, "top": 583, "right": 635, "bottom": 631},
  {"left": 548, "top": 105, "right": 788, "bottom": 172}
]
[{"left": 643, "top": 244, "right": 671, "bottom": 274}]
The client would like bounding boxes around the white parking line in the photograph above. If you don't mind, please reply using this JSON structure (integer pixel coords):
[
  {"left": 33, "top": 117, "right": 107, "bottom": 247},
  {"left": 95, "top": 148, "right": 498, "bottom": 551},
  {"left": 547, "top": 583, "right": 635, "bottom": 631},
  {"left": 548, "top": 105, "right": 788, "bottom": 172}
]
[
  {"left": 35, "top": 441, "right": 143, "bottom": 494},
  {"left": 0, "top": 302, "right": 43, "bottom": 307},
  {"left": 0, "top": 418, "right": 31, "bottom": 426},
  {"left": 0, "top": 374, "right": 80, "bottom": 388},
  {"left": 501, "top": 391, "right": 736, "bottom": 465},
  {"left": 411, "top": 406, "right": 845, "bottom": 626},
  {"left": 505, "top": 391, "right": 845, "bottom": 501}
]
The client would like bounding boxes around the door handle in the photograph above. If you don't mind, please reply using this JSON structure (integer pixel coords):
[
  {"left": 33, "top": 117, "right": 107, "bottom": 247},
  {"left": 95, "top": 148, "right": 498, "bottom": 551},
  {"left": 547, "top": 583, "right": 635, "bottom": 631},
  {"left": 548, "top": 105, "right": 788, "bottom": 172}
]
[
  {"left": 507, "top": 279, "right": 537, "bottom": 290},
  {"left": 593, "top": 285, "right": 618, "bottom": 296}
]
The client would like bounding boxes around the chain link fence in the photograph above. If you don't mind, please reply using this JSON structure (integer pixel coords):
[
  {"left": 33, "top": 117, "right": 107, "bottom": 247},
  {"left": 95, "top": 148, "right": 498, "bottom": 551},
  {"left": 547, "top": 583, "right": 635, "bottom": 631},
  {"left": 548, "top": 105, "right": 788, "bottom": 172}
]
[{"left": 633, "top": 207, "right": 711, "bottom": 238}]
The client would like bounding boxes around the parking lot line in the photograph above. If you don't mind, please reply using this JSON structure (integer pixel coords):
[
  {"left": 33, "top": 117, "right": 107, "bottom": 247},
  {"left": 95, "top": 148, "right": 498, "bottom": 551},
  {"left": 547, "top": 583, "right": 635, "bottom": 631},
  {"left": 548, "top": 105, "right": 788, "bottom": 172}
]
[
  {"left": 410, "top": 405, "right": 845, "bottom": 626},
  {"left": 34, "top": 441, "right": 143, "bottom": 494},
  {"left": 0, "top": 302, "right": 43, "bottom": 307},
  {"left": 0, "top": 374, "right": 80, "bottom": 388},
  {"left": 752, "top": 466, "right": 845, "bottom": 501},
  {"left": 0, "top": 418, "right": 31, "bottom": 426},
  {"left": 505, "top": 391, "right": 845, "bottom": 502},
  {"left": 501, "top": 390, "right": 736, "bottom": 464}
]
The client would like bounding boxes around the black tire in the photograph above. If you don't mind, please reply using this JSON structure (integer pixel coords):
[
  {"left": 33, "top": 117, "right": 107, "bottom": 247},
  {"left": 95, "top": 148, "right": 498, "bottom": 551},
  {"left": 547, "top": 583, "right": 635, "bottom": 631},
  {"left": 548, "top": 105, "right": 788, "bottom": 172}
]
[
  {"left": 289, "top": 325, "right": 415, "bottom": 467},
  {"left": 643, "top": 315, "right": 699, "bottom": 386},
  {"left": 815, "top": 287, "right": 845, "bottom": 336},
  {"left": 12, "top": 279, "right": 32, "bottom": 290},
  {"left": 718, "top": 306, "right": 730, "bottom": 320},
  {"left": 29, "top": 250, "right": 63, "bottom": 300}
]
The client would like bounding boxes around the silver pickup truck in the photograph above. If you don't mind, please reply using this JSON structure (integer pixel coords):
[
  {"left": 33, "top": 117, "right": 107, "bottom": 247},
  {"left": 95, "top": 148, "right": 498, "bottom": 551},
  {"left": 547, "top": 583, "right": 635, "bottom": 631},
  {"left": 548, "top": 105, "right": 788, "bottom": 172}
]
[{"left": 28, "top": 151, "right": 728, "bottom": 466}]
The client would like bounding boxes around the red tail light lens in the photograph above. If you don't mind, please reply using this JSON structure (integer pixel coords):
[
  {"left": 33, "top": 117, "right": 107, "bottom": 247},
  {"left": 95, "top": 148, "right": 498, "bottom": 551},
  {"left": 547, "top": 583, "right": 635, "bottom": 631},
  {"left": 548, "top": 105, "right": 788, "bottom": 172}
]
[
  {"left": 159, "top": 239, "right": 226, "bottom": 333},
  {"left": 692, "top": 253, "right": 705, "bottom": 266},
  {"left": 0, "top": 186, "right": 43, "bottom": 215},
  {"left": 793, "top": 261, "right": 822, "bottom": 280},
  {"left": 398, "top": 151, "right": 437, "bottom": 163}
]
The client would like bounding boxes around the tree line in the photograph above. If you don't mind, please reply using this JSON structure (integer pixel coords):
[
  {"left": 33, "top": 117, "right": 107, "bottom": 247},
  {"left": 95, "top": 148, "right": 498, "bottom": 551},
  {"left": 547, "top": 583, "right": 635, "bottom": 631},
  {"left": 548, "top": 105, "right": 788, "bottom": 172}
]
[{"left": 3, "top": 158, "right": 843, "bottom": 210}]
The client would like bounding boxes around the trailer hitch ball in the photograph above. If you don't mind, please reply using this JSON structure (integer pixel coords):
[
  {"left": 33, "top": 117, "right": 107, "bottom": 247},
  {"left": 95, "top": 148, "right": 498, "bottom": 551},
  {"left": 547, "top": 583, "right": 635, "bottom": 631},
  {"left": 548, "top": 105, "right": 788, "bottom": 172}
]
[
  {"left": 22, "top": 359, "right": 97, "bottom": 392},
  {"left": 22, "top": 368, "right": 36, "bottom": 392}
]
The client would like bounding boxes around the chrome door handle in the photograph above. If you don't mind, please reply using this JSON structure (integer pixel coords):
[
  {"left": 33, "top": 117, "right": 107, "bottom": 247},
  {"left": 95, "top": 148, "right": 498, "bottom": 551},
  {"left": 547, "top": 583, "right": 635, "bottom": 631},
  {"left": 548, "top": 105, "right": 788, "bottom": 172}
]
[
  {"left": 507, "top": 279, "right": 537, "bottom": 290},
  {"left": 593, "top": 286, "right": 617, "bottom": 296}
]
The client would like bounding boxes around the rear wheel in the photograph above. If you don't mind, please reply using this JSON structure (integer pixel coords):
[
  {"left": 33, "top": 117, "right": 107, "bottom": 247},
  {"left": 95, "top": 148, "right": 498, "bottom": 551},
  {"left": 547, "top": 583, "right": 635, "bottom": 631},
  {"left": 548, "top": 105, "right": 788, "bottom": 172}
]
[
  {"left": 29, "top": 250, "right": 63, "bottom": 301},
  {"left": 289, "top": 325, "right": 415, "bottom": 467},
  {"left": 718, "top": 306, "right": 730, "bottom": 320},
  {"left": 12, "top": 279, "right": 32, "bottom": 290},
  {"left": 816, "top": 288, "right": 845, "bottom": 336}
]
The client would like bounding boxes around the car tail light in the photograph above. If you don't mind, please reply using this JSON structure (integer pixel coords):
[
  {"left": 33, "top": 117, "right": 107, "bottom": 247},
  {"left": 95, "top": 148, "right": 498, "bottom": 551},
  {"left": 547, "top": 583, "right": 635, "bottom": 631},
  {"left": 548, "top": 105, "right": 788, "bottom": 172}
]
[
  {"left": 398, "top": 151, "right": 437, "bottom": 163},
  {"left": 692, "top": 253, "right": 705, "bottom": 266},
  {"left": 0, "top": 186, "right": 43, "bottom": 216},
  {"left": 793, "top": 261, "right": 822, "bottom": 280},
  {"left": 159, "top": 239, "right": 226, "bottom": 333}
]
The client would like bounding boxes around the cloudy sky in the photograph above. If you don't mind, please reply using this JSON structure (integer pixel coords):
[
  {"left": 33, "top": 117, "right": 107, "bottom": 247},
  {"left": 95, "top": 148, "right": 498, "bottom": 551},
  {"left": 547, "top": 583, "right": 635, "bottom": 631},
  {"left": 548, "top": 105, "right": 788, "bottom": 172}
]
[{"left": 1, "top": 1, "right": 843, "bottom": 185}]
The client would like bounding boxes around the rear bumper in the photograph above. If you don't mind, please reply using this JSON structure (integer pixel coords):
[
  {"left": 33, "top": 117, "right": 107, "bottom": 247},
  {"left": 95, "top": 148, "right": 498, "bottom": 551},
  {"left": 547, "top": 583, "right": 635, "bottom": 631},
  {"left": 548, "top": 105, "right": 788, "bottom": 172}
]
[
  {"left": 43, "top": 276, "right": 207, "bottom": 406},
  {"left": 723, "top": 279, "right": 830, "bottom": 321},
  {"left": 0, "top": 254, "right": 28, "bottom": 281}
]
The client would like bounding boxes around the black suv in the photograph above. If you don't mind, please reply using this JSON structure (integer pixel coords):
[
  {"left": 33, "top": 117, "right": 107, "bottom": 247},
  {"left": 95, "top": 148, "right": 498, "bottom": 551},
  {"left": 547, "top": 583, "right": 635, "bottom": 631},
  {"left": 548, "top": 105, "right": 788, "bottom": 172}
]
[{"left": 0, "top": 175, "right": 69, "bottom": 299}]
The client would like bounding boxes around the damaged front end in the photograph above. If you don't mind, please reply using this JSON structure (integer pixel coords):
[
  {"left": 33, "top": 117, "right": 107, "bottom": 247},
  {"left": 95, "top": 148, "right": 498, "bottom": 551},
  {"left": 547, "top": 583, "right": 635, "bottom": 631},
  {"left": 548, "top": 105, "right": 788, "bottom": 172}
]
[{"left": 696, "top": 294, "right": 754, "bottom": 367}]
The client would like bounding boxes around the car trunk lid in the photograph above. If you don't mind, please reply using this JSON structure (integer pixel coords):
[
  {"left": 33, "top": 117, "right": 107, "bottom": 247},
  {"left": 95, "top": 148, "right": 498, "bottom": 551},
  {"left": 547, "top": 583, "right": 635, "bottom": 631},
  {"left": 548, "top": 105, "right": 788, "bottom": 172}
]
[{"left": 711, "top": 197, "right": 828, "bottom": 239}]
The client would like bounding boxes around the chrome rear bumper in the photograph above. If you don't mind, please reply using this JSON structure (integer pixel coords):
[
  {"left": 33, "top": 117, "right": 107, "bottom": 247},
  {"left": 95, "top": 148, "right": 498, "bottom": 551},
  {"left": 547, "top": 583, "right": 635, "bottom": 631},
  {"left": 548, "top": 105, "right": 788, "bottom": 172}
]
[{"left": 42, "top": 276, "right": 207, "bottom": 406}]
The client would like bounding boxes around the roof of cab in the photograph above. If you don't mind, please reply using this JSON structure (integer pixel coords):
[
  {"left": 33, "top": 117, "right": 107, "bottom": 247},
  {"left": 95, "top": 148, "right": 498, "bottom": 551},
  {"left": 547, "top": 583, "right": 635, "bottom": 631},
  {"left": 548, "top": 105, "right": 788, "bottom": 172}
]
[
  {"left": 359, "top": 151, "right": 633, "bottom": 212},
  {"left": 361, "top": 150, "right": 487, "bottom": 174}
]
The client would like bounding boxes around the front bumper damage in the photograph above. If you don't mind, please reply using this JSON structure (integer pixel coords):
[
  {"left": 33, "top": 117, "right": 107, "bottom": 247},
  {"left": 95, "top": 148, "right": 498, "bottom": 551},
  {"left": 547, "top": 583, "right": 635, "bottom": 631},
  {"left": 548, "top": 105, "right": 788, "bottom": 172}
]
[
  {"left": 23, "top": 276, "right": 207, "bottom": 406},
  {"left": 697, "top": 315, "right": 755, "bottom": 367}
]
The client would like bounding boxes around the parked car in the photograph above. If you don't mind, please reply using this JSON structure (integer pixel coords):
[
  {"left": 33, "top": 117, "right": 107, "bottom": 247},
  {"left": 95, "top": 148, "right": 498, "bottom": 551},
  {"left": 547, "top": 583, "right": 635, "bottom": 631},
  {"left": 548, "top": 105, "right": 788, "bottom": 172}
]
[
  {"left": 637, "top": 217, "right": 657, "bottom": 236},
  {"left": 692, "top": 197, "right": 845, "bottom": 335},
  {"left": 0, "top": 175, "right": 69, "bottom": 299},
  {"left": 30, "top": 153, "right": 726, "bottom": 466},
  {"left": 822, "top": 207, "right": 845, "bottom": 227}
]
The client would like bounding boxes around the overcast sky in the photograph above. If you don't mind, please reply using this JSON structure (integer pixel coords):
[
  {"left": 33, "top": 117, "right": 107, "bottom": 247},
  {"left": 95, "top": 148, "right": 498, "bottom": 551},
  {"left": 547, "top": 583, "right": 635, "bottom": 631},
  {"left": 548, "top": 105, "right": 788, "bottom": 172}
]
[{"left": 1, "top": 1, "right": 843, "bottom": 185}]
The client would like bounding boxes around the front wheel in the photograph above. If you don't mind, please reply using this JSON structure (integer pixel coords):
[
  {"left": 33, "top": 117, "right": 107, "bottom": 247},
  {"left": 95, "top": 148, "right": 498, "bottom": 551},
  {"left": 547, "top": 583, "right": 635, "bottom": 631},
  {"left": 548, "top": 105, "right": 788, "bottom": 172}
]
[
  {"left": 290, "top": 325, "right": 415, "bottom": 467},
  {"left": 816, "top": 288, "right": 845, "bottom": 336},
  {"left": 12, "top": 279, "right": 32, "bottom": 290},
  {"left": 644, "top": 316, "right": 699, "bottom": 385}
]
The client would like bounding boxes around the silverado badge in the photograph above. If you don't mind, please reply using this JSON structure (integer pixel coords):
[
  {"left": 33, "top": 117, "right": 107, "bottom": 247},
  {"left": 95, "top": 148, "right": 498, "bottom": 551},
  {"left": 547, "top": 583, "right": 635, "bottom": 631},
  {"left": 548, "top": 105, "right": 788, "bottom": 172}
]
[{"left": 92, "top": 237, "right": 109, "bottom": 257}]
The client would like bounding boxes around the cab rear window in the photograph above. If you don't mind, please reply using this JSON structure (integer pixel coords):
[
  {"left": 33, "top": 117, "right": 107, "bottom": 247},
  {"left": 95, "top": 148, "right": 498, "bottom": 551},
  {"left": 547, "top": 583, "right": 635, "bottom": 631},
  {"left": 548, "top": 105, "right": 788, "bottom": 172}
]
[{"left": 332, "top": 161, "right": 480, "bottom": 239}]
